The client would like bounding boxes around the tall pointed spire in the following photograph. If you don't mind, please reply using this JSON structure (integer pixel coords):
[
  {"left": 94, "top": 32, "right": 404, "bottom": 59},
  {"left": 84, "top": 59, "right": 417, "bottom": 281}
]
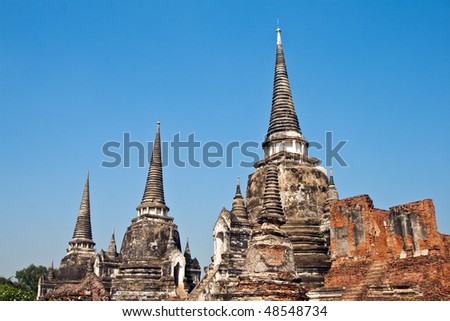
[
  {"left": 69, "top": 173, "right": 95, "bottom": 250},
  {"left": 259, "top": 164, "right": 285, "bottom": 226},
  {"left": 137, "top": 121, "right": 169, "bottom": 216},
  {"left": 266, "top": 27, "right": 302, "bottom": 138},
  {"left": 262, "top": 27, "right": 309, "bottom": 159}
]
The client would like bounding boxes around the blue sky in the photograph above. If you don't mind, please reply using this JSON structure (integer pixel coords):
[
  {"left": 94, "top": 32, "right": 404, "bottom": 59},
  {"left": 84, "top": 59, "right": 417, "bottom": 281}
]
[{"left": 1, "top": 0, "right": 449, "bottom": 278}]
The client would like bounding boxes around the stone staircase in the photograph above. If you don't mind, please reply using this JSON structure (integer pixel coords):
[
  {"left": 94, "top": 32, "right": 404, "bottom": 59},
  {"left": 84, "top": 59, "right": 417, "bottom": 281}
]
[
  {"left": 366, "top": 284, "right": 422, "bottom": 300},
  {"left": 307, "top": 286, "right": 344, "bottom": 301},
  {"left": 111, "top": 264, "right": 166, "bottom": 300},
  {"left": 341, "top": 260, "right": 387, "bottom": 301},
  {"left": 282, "top": 218, "right": 331, "bottom": 289}
]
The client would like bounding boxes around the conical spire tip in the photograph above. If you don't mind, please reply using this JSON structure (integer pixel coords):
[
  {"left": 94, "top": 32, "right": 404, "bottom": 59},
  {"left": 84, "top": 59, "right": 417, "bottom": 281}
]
[
  {"left": 234, "top": 176, "right": 242, "bottom": 197},
  {"left": 276, "top": 25, "right": 282, "bottom": 45},
  {"left": 139, "top": 119, "right": 167, "bottom": 210},
  {"left": 329, "top": 167, "right": 335, "bottom": 186},
  {"left": 185, "top": 237, "right": 191, "bottom": 253}
]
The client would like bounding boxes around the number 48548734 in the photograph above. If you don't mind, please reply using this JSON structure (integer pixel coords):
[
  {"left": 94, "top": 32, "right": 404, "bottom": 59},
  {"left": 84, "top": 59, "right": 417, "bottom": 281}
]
[{"left": 263, "top": 305, "right": 327, "bottom": 317}]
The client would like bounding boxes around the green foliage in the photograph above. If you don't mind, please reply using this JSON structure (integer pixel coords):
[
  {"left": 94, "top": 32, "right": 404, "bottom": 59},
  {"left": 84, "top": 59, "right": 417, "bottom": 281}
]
[
  {"left": 0, "top": 263, "right": 49, "bottom": 300},
  {"left": 0, "top": 277, "right": 13, "bottom": 285},
  {"left": 15, "top": 264, "right": 48, "bottom": 294},
  {"left": 0, "top": 284, "right": 35, "bottom": 301}
]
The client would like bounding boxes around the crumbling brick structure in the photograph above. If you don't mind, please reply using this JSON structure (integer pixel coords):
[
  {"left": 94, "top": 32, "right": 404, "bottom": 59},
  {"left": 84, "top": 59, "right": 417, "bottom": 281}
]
[{"left": 310, "top": 195, "right": 450, "bottom": 300}]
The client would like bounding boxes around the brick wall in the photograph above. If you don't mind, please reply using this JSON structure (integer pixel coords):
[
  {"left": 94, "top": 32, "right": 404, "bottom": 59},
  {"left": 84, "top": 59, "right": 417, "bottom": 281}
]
[{"left": 330, "top": 195, "right": 446, "bottom": 260}]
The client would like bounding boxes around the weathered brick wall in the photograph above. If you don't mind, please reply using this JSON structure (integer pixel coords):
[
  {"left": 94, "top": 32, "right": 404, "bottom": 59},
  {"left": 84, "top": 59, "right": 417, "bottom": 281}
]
[
  {"left": 389, "top": 199, "right": 443, "bottom": 257},
  {"left": 325, "top": 195, "right": 450, "bottom": 300},
  {"left": 330, "top": 195, "right": 390, "bottom": 259},
  {"left": 324, "top": 258, "right": 373, "bottom": 287},
  {"left": 383, "top": 255, "right": 450, "bottom": 300},
  {"left": 324, "top": 255, "right": 450, "bottom": 300},
  {"left": 330, "top": 195, "right": 446, "bottom": 260},
  {"left": 444, "top": 234, "right": 450, "bottom": 256}
]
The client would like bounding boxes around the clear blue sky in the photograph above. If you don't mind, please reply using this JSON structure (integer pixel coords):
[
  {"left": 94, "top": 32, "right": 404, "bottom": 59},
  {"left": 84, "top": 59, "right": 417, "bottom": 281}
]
[{"left": 1, "top": 0, "right": 449, "bottom": 278}]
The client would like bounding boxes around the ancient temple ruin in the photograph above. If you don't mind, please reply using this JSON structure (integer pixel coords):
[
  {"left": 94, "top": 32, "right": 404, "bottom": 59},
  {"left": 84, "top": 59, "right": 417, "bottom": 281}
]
[
  {"left": 247, "top": 27, "right": 332, "bottom": 290},
  {"left": 37, "top": 174, "right": 109, "bottom": 300},
  {"left": 38, "top": 26, "right": 449, "bottom": 301},
  {"left": 227, "top": 164, "right": 307, "bottom": 300},
  {"left": 191, "top": 26, "right": 449, "bottom": 301},
  {"left": 110, "top": 122, "right": 189, "bottom": 300},
  {"left": 38, "top": 123, "right": 201, "bottom": 301},
  {"left": 189, "top": 27, "right": 333, "bottom": 300}
]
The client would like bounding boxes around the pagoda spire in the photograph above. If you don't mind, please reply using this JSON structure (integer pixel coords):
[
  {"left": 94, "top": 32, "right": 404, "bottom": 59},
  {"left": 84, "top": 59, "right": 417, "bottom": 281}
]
[
  {"left": 326, "top": 167, "right": 339, "bottom": 204},
  {"left": 266, "top": 27, "right": 302, "bottom": 138},
  {"left": 329, "top": 167, "right": 335, "bottom": 186},
  {"left": 137, "top": 121, "right": 169, "bottom": 216},
  {"left": 231, "top": 177, "right": 248, "bottom": 221},
  {"left": 259, "top": 164, "right": 285, "bottom": 226},
  {"left": 69, "top": 173, "right": 95, "bottom": 251},
  {"left": 184, "top": 238, "right": 191, "bottom": 256},
  {"left": 47, "top": 261, "right": 55, "bottom": 281},
  {"left": 244, "top": 163, "right": 296, "bottom": 275},
  {"left": 235, "top": 176, "right": 242, "bottom": 196},
  {"left": 263, "top": 27, "right": 308, "bottom": 159},
  {"left": 107, "top": 228, "right": 117, "bottom": 255}
]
